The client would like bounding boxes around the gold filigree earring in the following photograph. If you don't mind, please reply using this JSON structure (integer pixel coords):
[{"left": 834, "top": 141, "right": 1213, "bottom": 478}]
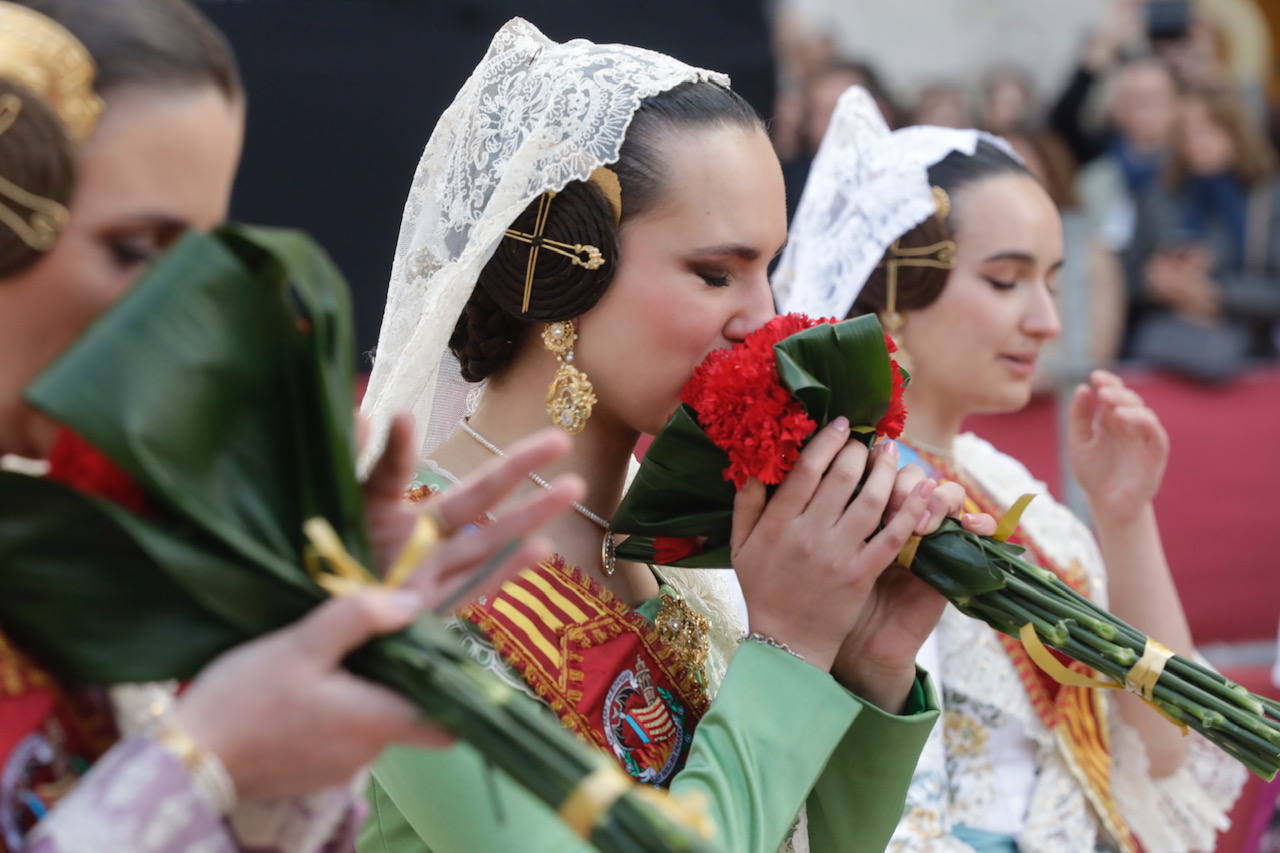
[{"left": 542, "top": 321, "right": 596, "bottom": 433}]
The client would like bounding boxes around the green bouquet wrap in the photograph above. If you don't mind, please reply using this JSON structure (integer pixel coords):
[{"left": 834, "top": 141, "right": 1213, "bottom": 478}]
[
  {"left": 0, "top": 225, "right": 719, "bottom": 851},
  {"left": 611, "top": 313, "right": 1280, "bottom": 781}
]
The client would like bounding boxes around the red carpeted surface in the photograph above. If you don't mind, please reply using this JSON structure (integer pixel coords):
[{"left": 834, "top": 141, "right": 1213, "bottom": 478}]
[{"left": 966, "top": 367, "right": 1280, "bottom": 648}]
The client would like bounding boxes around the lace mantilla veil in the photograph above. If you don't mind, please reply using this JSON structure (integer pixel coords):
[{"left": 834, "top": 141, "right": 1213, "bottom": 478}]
[{"left": 772, "top": 86, "right": 1012, "bottom": 319}]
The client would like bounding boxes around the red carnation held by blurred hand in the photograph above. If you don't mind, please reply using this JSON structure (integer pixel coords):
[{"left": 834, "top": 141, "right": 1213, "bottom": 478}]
[
  {"left": 876, "top": 334, "right": 908, "bottom": 440},
  {"left": 46, "top": 428, "right": 147, "bottom": 514},
  {"left": 679, "top": 314, "right": 907, "bottom": 488}
]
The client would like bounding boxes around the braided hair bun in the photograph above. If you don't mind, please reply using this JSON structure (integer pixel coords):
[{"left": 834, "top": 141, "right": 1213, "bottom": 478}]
[
  {"left": 450, "top": 178, "right": 618, "bottom": 381},
  {"left": 0, "top": 78, "right": 76, "bottom": 278}
]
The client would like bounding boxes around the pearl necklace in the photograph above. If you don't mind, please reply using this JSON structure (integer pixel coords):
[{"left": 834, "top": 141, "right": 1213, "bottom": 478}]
[
  {"left": 902, "top": 432, "right": 957, "bottom": 464},
  {"left": 460, "top": 420, "right": 617, "bottom": 575}
]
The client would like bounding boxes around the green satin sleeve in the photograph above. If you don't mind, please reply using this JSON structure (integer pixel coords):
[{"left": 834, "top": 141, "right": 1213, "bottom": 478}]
[
  {"left": 805, "top": 668, "right": 941, "bottom": 853},
  {"left": 357, "top": 646, "right": 938, "bottom": 853}
]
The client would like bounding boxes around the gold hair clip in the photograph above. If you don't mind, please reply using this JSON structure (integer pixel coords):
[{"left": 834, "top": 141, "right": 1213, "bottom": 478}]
[
  {"left": 0, "top": 94, "right": 70, "bottom": 250},
  {"left": 877, "top": 185, "right": 956, "bottom": 332},
  {"left": 932, "top": 185, "right": 951, "bottom": 220},
  {"left": 589, "top": 166, "right": 622, "bottom": 225},
  {"left": 878, "top": 237, "right": 956, "bottom": 332},
  {"left": 503, "top": 190, "right": 606, "bottom": 314},
  {"left": 0, "top": 1, "right": 103, "bottom": 143}
]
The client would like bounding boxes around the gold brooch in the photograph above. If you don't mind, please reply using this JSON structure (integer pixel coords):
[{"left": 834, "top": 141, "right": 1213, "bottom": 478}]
[{"left": 654, "top": 593, "right": 710, "bottom": 680}]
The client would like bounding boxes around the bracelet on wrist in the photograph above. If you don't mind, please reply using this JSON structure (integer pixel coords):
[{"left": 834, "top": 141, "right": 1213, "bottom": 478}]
[
  {"left": 739, "top": 631, "right": 806, "bottom": 663},
  {"left": 146, "top": 701, "right": 236, "bottom": 815}
]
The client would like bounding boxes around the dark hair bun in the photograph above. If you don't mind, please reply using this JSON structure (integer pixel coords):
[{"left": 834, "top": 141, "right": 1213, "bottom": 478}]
[
  {"left": 451, "top": 178, "right": 618, "bottom": 381},
  {"left": 0, "top": 78, "right": 76, "bottom": 278}
]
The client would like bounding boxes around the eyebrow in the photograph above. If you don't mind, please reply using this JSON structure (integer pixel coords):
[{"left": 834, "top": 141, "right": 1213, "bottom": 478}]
[
  {"left": 982, "top": 250, "right": 1065, "bottom": 269},
  {"left": 981, "top": 251, "right": 1035, "bottom": 265},
  {"left": 688, "top": 241, "right": 789, "bottom": 262},
  {"left": 112, "top": 213, "right": 191, "bottom": 232}
]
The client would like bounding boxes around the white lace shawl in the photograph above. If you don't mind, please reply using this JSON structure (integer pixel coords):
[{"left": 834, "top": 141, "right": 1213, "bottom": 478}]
[
  {"left": 358, "top": 17, "right": 727, "bottom": 469},
  {"left": 889, "top": 433, "right": 1245, "bottom": 853}
]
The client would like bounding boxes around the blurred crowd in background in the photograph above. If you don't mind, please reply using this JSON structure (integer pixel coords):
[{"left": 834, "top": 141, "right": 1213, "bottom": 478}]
[
  {"left": 200, "top": 0, "right": 1280, "bottom": 386},
  {"left": 773, "top": 0, "right": 1280, "bottom": 385}
]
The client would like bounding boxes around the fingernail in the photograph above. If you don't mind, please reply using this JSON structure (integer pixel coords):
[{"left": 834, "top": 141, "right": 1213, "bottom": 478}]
[
  {"left": 916, "top": 479, "right": 937, "bottom": 499},
  {"left": 915, "top": 511, "right": 935, "bottom": 535},
  {"left": 390, "top": 590, "right": 425, "bottom": 615},
  {"left": 831, "top": 416, "right": 850, "bottom": 432},
  {"left": 880, "top": 439, "right": 898, "bottom": 459}
]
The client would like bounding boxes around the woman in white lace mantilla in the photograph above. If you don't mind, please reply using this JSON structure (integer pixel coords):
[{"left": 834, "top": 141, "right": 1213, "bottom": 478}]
[
  {"left": 352, "top": 19, "right": 1011, "bottom": 853},
  {"left": 774, "top": 87, "right": 1246, "bottom": 853}
]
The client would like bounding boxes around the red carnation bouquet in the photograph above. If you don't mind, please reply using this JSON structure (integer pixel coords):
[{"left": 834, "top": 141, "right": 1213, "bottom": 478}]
[
  {"left": 613, "top": 313, "right": 907, "bottom": 568},
  {"left": 612, "top": 314, "right": 1280, "bottom": 780}
]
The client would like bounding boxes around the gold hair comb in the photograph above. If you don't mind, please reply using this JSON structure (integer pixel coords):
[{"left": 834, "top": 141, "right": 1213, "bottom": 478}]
[{"left": 0, "top": 1, "right": 103, "bottom": 143}]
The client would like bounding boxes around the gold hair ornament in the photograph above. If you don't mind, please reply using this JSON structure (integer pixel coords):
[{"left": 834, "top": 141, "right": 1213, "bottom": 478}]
[
  {"left": 0, "top": 1, "right": 103, "bottom": 143},
  {"left": 589, "top": 166, "right": 622, "bottom": 224},
  {"left": 0, "top": 93, "right": 69, "bottom": 250},
  {"left": 504, "top": 190, "right": 606, "bottom": 314},
  {"left": 877, "top": 186, "right": 956, "bottom": 333}
]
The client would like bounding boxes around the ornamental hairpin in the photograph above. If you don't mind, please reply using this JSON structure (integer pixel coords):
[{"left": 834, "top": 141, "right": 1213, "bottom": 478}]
[
  {"left": 878, "top": 186, "right": 957, "bottom": 333},
  {"left": 0, "top": 94, "right": 70, "bottom": 251},
  {"left": 502, "top": 167, "right": 620, "bottom": 313}
]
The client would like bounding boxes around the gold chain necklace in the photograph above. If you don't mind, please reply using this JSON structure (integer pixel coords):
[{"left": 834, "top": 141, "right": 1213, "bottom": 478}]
[{"left": 461, "top": 420, "right": 617, "bottom": 576}]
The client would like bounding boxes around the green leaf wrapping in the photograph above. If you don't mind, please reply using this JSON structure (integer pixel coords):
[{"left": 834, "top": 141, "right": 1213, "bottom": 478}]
[
  {"left": 0, "top": 226, "right": 722, "bottom": 851},
  {"left": 773, "top": 317, "right": 894, "bottom": 431}
]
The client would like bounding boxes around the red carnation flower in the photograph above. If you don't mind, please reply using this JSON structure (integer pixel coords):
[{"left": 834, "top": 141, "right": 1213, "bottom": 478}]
[
  {"left": 653, "top": 536, "right": 703, "bottom": 565},
  {"left": 875, "top": 336, "right": 908, "bottom": 440},
  {"left": 46, "top": 429, "right": 147, "bottom": 514},
  {"left": 680, "top": 313, "right": 831, "bottom": 488}
]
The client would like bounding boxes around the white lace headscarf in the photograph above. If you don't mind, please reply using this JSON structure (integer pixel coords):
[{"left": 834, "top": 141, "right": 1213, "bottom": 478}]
[
  {"left": 773, "top": 86, "right": 1014, "bottom": 319},
  {"left": 359, "top": 17, "right": 727, "bottom": 467}
]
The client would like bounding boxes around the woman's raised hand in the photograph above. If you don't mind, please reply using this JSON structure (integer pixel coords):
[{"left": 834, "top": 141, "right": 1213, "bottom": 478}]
[
  {"left": 174, "top": 415, "right": 583, "bottom": 802},
  {"left": 1067, "top": 370, "right": 1169, "bottom": 522},
  {"left": 362, "top": 414, "right": 583, "bottom": 609}
]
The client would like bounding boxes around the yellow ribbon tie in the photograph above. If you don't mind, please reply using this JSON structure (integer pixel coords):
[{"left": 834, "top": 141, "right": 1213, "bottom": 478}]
[
  {"left": 1125, "top": 638, "right": 1174, "bottom": 703},
  {"left": 558, "top": 762, "right": 633, "bottom": 839},
  {"left": 897, "top": 534, "right": 922, "bottom": 569},
  {"left": 303, "top": 514, "right": 439, "bottom": 597},
  {"left": 993, "top": 493, "right": 1036, "bottom": 542},
  {"left": 632, "top": 785, "right": 716, "bottom": 841},
  {"left": 897, "top": 492, "right": 1035, "bottom": 569},
  {"left": 1019, "top": 624, "right": 1188, "bottom": 735}
]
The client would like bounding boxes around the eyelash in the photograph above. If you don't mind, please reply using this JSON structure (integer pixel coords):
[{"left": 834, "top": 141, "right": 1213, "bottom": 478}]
[
  {"left": 984, "top": 276, "right": 1017, "bottom": 291},
  {"left": 107, "top": 238, "right": 159, "bottom": 268},
  {"left": 698, "top": 271, "right": 731, "bottom": 288}
]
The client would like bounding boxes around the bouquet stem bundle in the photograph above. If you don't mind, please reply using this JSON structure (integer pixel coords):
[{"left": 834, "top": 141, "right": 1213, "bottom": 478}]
[{"left": 912, "top": 516, "right": 1280, "bottom": 779}]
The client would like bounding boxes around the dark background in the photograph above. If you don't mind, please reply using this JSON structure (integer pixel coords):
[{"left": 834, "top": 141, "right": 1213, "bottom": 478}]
[{"left": 197, "top": 0, "right": 776, "bottom": 364}]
